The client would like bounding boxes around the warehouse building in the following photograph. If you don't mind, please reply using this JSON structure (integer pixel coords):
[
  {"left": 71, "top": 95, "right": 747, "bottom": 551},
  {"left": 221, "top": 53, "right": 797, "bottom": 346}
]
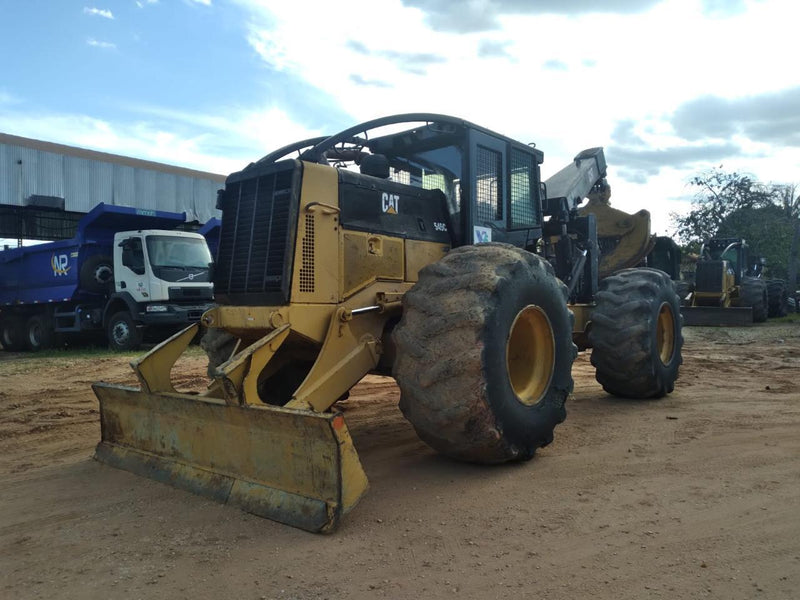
[{"left": 0, "top": 132, "right": 225, "bottom": 242}]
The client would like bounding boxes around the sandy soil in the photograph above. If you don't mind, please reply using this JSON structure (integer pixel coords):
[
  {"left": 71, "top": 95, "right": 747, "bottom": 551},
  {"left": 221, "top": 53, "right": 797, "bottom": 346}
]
[{"left": 1, "top": 323, "right": 799, "bottom": 600}]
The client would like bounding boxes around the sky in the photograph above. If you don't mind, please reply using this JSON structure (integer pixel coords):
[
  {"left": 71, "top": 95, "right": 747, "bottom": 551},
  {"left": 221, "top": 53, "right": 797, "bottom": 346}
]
[{"left": 1, "top": 0, "right": 799, "bottom": 236}]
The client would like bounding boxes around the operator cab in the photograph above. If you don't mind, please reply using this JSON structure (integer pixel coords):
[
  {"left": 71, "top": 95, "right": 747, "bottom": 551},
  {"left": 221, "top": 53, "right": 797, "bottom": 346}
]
[{"left": 252, "top": 114, "right": 545, "bottom": 250}]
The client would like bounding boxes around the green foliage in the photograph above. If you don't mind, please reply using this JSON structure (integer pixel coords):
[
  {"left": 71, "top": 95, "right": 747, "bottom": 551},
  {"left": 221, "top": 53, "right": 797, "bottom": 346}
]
[
  {"left": 673, "top": 167, "right": 799, "bottom": 280},
  {"left": 719, "top": 205, "right": 794, "bottom": 279},
  {"left": 674, "top": 167, "right": 774, "bottom": 244}
]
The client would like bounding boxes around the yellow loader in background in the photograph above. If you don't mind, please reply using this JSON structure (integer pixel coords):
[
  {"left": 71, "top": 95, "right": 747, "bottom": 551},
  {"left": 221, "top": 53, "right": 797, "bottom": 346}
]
[{"left": 93, "top": 114, "right": 683, "bottom": 532}]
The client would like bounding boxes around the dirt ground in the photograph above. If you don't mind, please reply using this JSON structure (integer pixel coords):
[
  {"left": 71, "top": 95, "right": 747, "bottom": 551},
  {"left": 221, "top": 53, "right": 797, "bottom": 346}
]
[{"left": 1, "top": 322, "right": 799, "bottom": 600}]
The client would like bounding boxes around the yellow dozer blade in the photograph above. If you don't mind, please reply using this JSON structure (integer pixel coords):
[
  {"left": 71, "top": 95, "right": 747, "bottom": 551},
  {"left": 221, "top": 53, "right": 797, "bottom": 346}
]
[{"left": 93, "top": 324, "right": 368, "bottom": 533}]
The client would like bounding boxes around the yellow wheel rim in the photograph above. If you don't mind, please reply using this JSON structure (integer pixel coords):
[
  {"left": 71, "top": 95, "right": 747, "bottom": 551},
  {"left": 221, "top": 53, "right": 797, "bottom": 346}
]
[
  {"left": 506, "top": 305, "right": 555, "bottom": 406},
  {"left": 656, "top": 302, "right": 676, "bottom": 365}
]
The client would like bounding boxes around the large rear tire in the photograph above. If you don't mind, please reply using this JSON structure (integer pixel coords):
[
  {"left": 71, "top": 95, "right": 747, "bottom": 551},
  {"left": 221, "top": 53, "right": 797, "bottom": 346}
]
[
  {"left": 740, "top": 277, "right": 768, "bottom": 323},
  {"left": 589, "top": 268, "right": 683, "bottom": 399},
  {"left": 393, "top": 243, "right": 576, "bottom": 464}
]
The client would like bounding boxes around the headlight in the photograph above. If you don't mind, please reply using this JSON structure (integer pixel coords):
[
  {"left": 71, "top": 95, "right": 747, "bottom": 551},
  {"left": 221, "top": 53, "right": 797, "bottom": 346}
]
[{"left": 146, "top": 304, "right": 168, "bottom": 313}]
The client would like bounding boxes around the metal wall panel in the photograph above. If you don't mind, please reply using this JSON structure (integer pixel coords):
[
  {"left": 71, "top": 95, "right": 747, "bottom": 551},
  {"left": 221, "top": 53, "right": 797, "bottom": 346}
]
[{"left": 1, "top": 134, "right": 224, "bottom": 224}]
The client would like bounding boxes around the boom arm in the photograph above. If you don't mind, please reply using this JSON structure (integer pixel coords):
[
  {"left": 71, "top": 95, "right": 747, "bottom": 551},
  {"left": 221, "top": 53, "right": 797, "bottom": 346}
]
[{"left": 543, "top": 147, "right": 607, "bottom": 211}]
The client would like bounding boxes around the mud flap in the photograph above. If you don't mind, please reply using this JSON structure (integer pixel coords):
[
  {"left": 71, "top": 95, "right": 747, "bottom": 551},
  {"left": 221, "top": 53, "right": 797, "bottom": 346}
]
[
  {"left": 93, "top": 383, "right": 368, "bottom": 533},
  {"left": 681, "top": 306, "right": 753, "bottom": 327}
]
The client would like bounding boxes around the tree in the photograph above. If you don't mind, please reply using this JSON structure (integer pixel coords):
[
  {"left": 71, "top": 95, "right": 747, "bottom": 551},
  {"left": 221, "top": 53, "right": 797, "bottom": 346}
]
[
  {"left": 673, "top": 167, "right": 774, "bottom": 244},
  {"left": 673, "top": 168, "right": 799, "bottom": 296},
  {"left": 774, "top": 184, "right": 800, "bottom": 299}
]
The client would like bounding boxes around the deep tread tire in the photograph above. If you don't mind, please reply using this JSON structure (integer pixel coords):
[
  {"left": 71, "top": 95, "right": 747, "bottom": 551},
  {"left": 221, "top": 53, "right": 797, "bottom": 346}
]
[
  {"left": 107, "top": 311, "right": 142, "bottom": 351},
  {"left": 766, "top": 279, "right": 788, "bottom": 318},
  {"left": 80, "top": 255, "right": 114, "bottom": 294},
  {"left": 393, "top": 243, "right": 576, "bottom": 464},
  {"left": 740, "top": 277, "right": 768, "bottom": 323},
  {"left": 1, "top": 317, "right": 26, "bottom": 351},
  {"left": 589, "top": 268, "right": 683, "bottom": 399},
  {"left": 25, "top": 315, "right": 54, "bottom": 351}
]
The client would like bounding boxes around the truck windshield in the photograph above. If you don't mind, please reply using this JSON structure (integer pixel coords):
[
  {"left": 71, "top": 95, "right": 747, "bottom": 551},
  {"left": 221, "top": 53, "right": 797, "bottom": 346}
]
[{"left": 146, "top": 235, "right": 212, "bottom": 269}]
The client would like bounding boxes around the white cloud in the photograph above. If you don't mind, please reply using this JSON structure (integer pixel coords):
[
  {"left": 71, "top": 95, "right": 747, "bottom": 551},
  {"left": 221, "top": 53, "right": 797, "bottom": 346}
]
[
  {"left": 0, "top": 102, "right": 318, "bottom": 177},
  {"left": 229, "top": 0, "right": 800, "bottom": 231},
  {"left": 186, "top": 0, "right": 212, "bottom": 5},
  {"left": 86, "top": 38, "right": 117, "bottom": 49},
  {"left": 136, "top": 0, "right": 159, "bottom": 7},
  {"left": 83, "top": 7, "right": 114, "bottom": 19}
]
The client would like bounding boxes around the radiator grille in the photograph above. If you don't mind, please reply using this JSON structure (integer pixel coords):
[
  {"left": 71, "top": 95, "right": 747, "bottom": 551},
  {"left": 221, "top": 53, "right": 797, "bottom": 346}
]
[
  {"left": 215, "top": 165, "right": 296, "bottom": 302},
  {"left": 299, "top": 214, "right": 315, "bottom": 292},
  {"left": 695, "top": 260, "right": 724, "bottom": 293}
]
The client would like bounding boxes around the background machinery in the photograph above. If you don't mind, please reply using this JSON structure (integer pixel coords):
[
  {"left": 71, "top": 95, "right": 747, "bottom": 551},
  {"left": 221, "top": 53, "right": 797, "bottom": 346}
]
[
  {"left": 93, "top": 114, "right": 683, "bottom": 532},
  {"left": 0, "top": 203, "right": 215, "bottom": 351},
  {"left": 683, "top": 237, "right": 768, "bottom": 326}
]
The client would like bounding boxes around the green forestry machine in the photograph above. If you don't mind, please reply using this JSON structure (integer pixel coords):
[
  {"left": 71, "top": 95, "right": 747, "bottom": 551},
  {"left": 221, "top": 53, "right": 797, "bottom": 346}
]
[
  {"left": 683, "top": 237, "right": 768, "bottom": 326},
  {"left": 92, "top": 114, "right": 683, "bottom": 532}
]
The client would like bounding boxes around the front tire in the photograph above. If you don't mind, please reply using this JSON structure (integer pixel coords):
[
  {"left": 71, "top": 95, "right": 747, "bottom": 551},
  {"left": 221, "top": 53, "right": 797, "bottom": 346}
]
[
  {"left": 590, "top": 268, "right": 683, "bottom": 399},
  {"left": 107, "top": 311, "right": 142, "bottom": 351},
  {"left": 393, "top": 243, "right": 576, "bottom": 464}
]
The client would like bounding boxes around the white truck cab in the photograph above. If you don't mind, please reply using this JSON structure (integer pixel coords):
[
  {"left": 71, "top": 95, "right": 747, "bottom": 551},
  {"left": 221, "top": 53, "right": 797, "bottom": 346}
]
[{"left": 107, "top": 230, "right": 214, "bottom": 350}]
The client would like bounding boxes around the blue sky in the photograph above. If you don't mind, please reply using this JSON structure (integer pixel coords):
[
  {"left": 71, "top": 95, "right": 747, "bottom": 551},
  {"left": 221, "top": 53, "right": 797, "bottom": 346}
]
[{"left": 1, "top": 0, "right": 799, "bottom": 234}]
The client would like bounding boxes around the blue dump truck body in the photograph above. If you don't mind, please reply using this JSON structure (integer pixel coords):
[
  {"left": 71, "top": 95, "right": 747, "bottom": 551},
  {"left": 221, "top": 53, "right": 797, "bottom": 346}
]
[
  {"left": 0, "top": 203, "right": 216, "bottom": 351},
  {"left": 1, "top": 204, "right": 188, "bottom": 306}
]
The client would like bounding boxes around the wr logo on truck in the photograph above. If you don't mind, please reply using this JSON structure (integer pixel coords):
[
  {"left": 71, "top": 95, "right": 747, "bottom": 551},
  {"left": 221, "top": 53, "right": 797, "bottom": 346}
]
[{"left": 51, "top": 254, "right": 70, "bottom": 276}]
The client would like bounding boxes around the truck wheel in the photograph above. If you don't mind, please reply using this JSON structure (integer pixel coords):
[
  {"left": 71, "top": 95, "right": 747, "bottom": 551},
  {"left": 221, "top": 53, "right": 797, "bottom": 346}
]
[
  {"left": 766, "top": 279, "right": 788, "bottom": 318},
  {"left": 590, "top": 268, "right": 683, "bottom": 399},
  {"left": 1, "top": 317, "right": 26, "bottom": 351},
  {"left": 393, "top": 243, "right": 576, "bottom": 464},
  {"left": 80, "top": 255, "right": 114, "bottom": 294},
  {"left": 107, "top": 311, "right": 142, "bottom": 351},
  {"left": 25, "top": 315, "right": 54, "bottom": 351},
  {"left": 740, "top": 277, "right": 768, "bottom": 323}
]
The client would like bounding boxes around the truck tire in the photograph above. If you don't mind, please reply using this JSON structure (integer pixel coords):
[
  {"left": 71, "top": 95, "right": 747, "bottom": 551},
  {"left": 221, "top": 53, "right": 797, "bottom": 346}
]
[
  {"left": 25, "top": 314, "right": 54, "bottom": 351},
  {"left": 740, "top": 277, "right": 768, "bottom": 323},
  {"left": 393, "top": 243, "right": 576, "bottom": 464},
  {"left": 107, "top": 311, "right": 142, "bottom": 351},
  {"left": 80, "top": 255, "right": 114, "bottom": 294},
  {"left": 1, "top": 316, "right": 26, "bottom": 351},
  {"left": 766, "top": 279, "right": 788, "bottom": 318},
  {"left": 589, "top": 268, "right": 683, "bottom": 399}
]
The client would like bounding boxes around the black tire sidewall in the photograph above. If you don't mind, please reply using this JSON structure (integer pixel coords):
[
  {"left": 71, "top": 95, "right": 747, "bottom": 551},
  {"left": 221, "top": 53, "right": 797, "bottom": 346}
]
[
  {"left": 25, "top": 315, "right": 53, "bottom": 351},
  {"left": 107, "top": 311, "right": 142, "bottom": 351},
  {"left": 1, "top": 317, "right": 26, "bottom": 351},
  {"left": 482, "top": 266, "right": 572, "bottom": 452},
  {"left": 80, "top": 255, "right": 114, "bottom": 294}
]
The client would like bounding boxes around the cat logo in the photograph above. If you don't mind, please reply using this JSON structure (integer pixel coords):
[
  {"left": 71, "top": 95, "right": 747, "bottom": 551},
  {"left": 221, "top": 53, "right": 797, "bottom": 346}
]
[{"left": 381, "top": 192, "right": 399, "bottom": 215}]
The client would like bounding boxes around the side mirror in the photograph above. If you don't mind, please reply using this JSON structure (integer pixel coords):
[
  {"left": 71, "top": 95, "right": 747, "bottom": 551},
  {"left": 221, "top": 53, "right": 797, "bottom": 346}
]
[{"left": 208, "top": 261, "right": 215, "bottom": 283}]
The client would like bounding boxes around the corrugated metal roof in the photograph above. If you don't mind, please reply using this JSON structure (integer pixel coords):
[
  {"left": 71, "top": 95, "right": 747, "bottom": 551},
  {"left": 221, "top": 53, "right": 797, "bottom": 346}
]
[
  {"left": 0, "top": 132, "right": 226, "bottom": 225},
  {"left": 0, "top": 132, "right": 226, "bottom": 181}
]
